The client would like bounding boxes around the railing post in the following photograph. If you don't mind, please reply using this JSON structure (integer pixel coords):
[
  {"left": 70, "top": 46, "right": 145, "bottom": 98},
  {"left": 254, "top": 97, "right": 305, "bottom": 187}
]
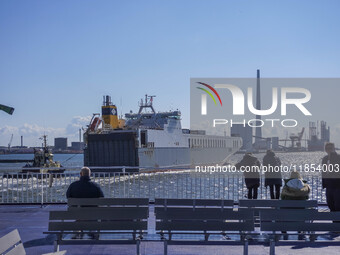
[
  {"left": 41, "top": 173, "right": 44, "bottom": 207},
  {"left": 123, "top": 168, "right": 126, "bottom": 198}
]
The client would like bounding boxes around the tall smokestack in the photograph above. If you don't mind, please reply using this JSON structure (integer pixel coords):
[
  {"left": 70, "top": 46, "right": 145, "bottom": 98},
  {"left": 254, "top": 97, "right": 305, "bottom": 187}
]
[
  {"left": 254, "top": 69, "right": 262, "bottom": 147},
  {"left": 21, "top": 135, "right": 23, "bottom": 147},
  {"left": 79, "top": 129, "right": 81, "bottom": 142}
]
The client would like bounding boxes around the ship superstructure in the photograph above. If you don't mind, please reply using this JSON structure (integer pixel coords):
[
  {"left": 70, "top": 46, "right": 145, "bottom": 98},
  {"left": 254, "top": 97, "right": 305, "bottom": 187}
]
[{"left": 84, "top": 95, "right": 242, "bottom": 171}]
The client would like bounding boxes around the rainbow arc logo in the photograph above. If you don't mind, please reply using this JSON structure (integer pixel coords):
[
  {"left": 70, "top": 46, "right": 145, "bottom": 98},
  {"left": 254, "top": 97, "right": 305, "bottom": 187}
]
[{"left": 196, "top": 82, "right": 222, "bottom": 106}]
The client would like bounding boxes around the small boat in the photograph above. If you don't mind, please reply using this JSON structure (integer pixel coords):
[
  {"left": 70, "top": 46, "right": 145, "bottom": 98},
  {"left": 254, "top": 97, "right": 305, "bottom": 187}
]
[{"left": 21, "top": 135, "right": 65, "bottom": 174}]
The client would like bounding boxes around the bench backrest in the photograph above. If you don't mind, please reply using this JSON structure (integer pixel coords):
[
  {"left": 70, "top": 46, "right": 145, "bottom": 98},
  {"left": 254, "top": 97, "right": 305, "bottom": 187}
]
[
  {"left": 68, "top": 198, "right": 149, "bottom": 207},
  {"left": 0, "top": 229, "right": 25, "bottom": 255},
  {"left": 49, "top": 207, "right": 148, "bottom": 232},
  {"left": 155, "top": 199, "right": 234, "bottom": 209},
  {"left": 260, "top": 210, "right": 340, "bottom": 232},
  {"left": 155, "top": 207, "right": 254, "bottom": 232},
  {"left": 50, "top": 198, "right": 149, "bottom": 232},
  {"left": 238, "top": 199, "right": 318, "bottom": 217}
]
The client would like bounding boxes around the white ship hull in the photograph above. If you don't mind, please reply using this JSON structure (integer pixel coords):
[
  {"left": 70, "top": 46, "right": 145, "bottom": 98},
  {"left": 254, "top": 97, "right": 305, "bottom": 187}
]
[{"left": 138, "top": 146, "right": 240, "bottom": 169}]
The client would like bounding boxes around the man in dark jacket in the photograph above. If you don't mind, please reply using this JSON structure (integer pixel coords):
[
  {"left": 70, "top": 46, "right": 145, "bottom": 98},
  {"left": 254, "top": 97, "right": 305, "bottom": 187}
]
[
  {"left": 66, "top": 167, "right": 104, "bottom": 239},
  {"left": 322, "top": 143, "right": 340, "bottom": 212},
  {"left": 66, "top": 167, "right": 104, "bottom": 198},
  {"left": 235, "top": 153, "right": 261, "bottom": 199},
  {"left": 263, "top": 150, "right": 282, "bottom": 199}
]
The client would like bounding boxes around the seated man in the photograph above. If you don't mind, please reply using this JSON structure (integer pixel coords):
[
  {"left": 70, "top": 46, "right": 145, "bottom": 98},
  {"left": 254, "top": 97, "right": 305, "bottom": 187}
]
[
  {"left": 66, "top": 167, "right": 104, "bottom": 198},
  {"left": 66, "top": 167, "right": 104, "bottom": 239}
]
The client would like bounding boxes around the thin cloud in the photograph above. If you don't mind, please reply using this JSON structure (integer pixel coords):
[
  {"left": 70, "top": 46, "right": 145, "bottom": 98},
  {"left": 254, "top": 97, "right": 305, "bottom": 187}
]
[{"left": 0, "top": 116, "right": 92, "bottom": 147}]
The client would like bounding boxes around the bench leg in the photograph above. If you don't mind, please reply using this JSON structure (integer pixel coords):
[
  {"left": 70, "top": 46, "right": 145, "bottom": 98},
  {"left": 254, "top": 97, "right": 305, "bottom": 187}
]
[
  {"left": 164, "top": 240, "right": 168, "bottom": 255},
  {"left": 136, "top": 240, "right": 140, "bottom": 255},
  {"left": 269, "top": 239, "right": 275, "bottom": 255},
  {"left": 243, "top": 239, "right": 249, "bottom": 255},
  {"left": 54, "top": 240, "right": 59, "bottom": 252}
]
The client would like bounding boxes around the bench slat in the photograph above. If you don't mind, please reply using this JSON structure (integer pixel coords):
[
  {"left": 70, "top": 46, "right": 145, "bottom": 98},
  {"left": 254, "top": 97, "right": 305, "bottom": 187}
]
[
  {"left": 239, "top": 199, "right": 317, "bottom": 208},
  {"left": 155, "top": 208, "right": 252, "bottom": 220},
  {"left": 68, "top": 198, "right": 149, "bottom": 206},
  {"left": 50, "top": 208, "right": 148, "bottom": 220},
  {"left": 261, "top": 210, "right": 340, "bottom": 221},
  {"left": 261, "top": 222, "right": 340, "bottom": 232},
  {"left": 42, "top": 251, "right": 67, "bottom": 255},
  {"left": 49, "top": 221, "right": 147, "bottom": 231},
  {"left": 155, "top": 199, "right": 234, "bottom": 207},
  {"left": 0, "top": 229, "right": 22, "bottom": 254},
  {"left": 5, "top": 243, "right": 26, "bottom": 255},
  {"left": 156, "top": 221, "right": 254, "bottom": 231}
]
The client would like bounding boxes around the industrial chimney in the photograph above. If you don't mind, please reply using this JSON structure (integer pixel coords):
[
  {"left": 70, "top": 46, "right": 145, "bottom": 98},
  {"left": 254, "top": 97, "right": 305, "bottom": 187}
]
[{"left": 254, "top": 69, "right": 262, "bottom": 148}]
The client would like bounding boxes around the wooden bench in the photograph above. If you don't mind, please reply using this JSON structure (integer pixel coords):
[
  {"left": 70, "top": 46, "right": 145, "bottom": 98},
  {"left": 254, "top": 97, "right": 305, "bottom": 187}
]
[
  {"left": 44, "top": 198, "right": 149, "bottom": 255},
  {"left": 155, "top": 199, "right": 253, "bottom": 255},
  {"left": 260, "top": 209, "right": 340, "bottom": 255},
  {"left": 0, "top": 229, "right": 66, "bottom": 255}
]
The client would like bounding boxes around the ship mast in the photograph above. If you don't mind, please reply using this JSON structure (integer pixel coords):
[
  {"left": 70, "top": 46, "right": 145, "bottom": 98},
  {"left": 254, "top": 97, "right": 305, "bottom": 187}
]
[
  {"left": 40, "top": 134, "right": 48, "bottom": 149},
  {"left": 138, "top": 94, "right": 156, "bottom": 114}
]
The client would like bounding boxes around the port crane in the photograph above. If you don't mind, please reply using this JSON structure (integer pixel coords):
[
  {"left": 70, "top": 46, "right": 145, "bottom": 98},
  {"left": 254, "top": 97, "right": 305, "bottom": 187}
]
[{"left": 280, "top": 128, "right": 305, "bottom": 149}]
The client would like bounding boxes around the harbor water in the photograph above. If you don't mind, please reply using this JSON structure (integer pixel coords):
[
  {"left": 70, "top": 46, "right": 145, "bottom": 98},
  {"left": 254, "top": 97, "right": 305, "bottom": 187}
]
[{"left": 0, "top": 151, "right": 330, "bottom": 204}]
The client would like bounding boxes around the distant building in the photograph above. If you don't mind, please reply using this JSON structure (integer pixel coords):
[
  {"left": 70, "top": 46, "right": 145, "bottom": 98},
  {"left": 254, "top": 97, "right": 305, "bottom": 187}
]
[
  {"left": 231, "top": 124, "right": 253, "bottom": 152},
  {"left": 308, "top": 121, "right": 330, "bottom": 151},
  {"left": 71, "top": 142, "right": 85, "bottom": 151},
  {"left": 271, "top": 137, "right": 280, "bottom": 151},
  {"left": 54, "top": 137, "right": 67, "bottom": 151}
]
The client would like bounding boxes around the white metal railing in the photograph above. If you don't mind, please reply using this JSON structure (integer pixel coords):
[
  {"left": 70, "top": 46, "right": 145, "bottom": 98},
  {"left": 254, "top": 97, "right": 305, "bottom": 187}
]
[{"left": 0, "top": 167, "right": 327, "bottom": 204}]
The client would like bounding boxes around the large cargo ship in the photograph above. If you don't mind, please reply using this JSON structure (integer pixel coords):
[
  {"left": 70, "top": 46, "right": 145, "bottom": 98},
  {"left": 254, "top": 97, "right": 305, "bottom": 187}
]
[{"left": 84, "top": 95, "right": 242, "bottom": 171}]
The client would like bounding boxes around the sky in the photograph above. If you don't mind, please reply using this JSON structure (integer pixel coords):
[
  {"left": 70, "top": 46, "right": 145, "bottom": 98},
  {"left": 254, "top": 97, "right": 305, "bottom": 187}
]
[{"left": 1, "top": 0, "right": 340, "bottom": 147}]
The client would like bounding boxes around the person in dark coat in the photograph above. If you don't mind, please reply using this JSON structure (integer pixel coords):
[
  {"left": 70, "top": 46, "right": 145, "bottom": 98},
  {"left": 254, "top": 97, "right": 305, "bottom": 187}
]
[
  {"left": 263, "top": 150, "right": 282, "bottom": 199},
  {"left": 321, "top": 142, "right": 340, "bottom": 212},
  {"left": 66, "top": 167, "right": 104, "bottom": 198},
  {"left": 235, "top": 153, "right": 261, "bottom": 199},
  {"left": 66, "top": 167, "right": 104, "bottom": 240}
]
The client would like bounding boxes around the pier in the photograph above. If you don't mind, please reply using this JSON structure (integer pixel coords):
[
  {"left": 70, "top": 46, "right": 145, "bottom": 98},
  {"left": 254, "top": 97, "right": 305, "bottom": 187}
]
[
  {"left": 1, "top": 203, "right": 340, "bottom": 255},
  {"left": 1, "top": 168, "right": 339, "bottom": 254}
]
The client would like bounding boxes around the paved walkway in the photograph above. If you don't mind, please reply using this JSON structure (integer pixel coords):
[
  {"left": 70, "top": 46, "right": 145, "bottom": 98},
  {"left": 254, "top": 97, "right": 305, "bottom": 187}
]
[{"left": 1, "top": 205, "right": 340, "bottom": 255}]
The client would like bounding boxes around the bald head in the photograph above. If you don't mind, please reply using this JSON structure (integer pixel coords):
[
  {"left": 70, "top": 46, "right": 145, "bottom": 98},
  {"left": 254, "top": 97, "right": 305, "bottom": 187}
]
[{"left": 80, "top": 167, "right": 91, "bottom": 177}]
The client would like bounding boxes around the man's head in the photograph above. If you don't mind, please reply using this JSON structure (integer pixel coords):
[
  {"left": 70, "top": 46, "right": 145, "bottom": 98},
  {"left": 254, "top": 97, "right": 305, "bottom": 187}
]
[
  {"left": 266, "top": 149, "right": 275, "bottom": 156},
  {"left": 80, "top": 167, "right": 91, "bottom": 177},
  {"left": 325, "top": 142, "right": 335, "bottom": 155}
]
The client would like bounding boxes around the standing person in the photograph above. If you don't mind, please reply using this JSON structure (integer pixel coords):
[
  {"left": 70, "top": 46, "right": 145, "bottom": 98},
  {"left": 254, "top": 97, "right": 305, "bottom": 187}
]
[
  {"left": 322, "top": 142, "right": 340, "bottom": 212},
  {"left": 235, "top": 153, "right": 261, "bottom": 199},
  {"left": 66, "top": 167, "right": 104, "bottom": 198},
  {"left": 263, "top": 150, "right": 282, "bottom": 199}
]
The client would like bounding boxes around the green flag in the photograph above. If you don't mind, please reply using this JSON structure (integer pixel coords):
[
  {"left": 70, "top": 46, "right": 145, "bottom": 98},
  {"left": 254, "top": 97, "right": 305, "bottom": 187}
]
[{"left": 0, "top": 104, "right": 15, "bottom": 115}]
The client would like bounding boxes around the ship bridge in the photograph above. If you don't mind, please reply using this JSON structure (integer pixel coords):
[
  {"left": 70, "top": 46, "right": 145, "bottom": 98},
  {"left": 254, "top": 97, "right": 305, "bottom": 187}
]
[{"left": 125, "top": 94, "right": 181, "bottom": 130}]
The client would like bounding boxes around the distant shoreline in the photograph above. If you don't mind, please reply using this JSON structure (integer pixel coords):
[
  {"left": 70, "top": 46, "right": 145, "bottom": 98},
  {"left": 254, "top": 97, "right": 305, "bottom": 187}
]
[{"left": 0, "top": 151, "right": 84, "bottom": 155}]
